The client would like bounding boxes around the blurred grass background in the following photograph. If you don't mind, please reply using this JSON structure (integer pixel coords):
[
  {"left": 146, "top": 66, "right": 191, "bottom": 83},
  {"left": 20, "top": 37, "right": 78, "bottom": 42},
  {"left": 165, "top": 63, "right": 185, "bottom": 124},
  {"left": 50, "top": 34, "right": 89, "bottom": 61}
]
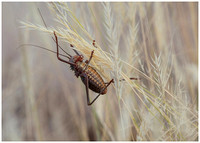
[{"left": 2, "top": 2, "right": 198, "bottom": 141}]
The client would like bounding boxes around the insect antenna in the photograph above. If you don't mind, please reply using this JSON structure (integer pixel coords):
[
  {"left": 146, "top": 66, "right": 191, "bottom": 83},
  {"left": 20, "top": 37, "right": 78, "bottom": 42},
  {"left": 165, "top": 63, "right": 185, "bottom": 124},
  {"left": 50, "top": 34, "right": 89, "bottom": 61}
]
[
  {"left": 18, "top": 44, "right": 71, "bottom": 59},
  {"left": 37, "top": 8, "right": 72, "bottom": 58}
]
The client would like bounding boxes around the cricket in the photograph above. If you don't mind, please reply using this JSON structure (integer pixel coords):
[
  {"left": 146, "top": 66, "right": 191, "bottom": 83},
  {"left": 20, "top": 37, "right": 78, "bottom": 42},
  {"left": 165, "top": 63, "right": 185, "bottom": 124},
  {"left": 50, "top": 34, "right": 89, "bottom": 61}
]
[{"left": 53, "top": 31, "right": 114, "bottom": 105}]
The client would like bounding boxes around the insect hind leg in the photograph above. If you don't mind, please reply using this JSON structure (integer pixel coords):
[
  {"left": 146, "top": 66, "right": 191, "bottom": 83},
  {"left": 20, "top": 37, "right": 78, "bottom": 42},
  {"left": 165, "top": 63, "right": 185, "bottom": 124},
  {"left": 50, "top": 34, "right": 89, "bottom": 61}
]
[
  {"left": 81, "top": 72, "right": 113, "bottom": 106},
  {"left": 87, "top": 79, "right": 114, "bottom": 106},
  {"left": 104, "top": 78, "right": 140, "bottom": 84}
]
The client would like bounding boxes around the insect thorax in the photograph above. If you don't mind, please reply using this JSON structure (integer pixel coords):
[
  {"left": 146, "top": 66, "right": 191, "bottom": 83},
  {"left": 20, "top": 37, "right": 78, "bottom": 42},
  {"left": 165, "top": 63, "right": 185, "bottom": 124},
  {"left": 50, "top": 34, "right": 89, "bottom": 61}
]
[{"left": 70, "top": 62, "right": 86, "bottom": 77}]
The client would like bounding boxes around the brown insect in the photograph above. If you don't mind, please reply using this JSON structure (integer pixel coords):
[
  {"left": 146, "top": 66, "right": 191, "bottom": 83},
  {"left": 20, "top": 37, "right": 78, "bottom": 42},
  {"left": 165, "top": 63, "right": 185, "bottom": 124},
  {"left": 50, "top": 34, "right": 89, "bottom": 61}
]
[{"left": 53, "top": 32, "right": 114, "bottom": 105}]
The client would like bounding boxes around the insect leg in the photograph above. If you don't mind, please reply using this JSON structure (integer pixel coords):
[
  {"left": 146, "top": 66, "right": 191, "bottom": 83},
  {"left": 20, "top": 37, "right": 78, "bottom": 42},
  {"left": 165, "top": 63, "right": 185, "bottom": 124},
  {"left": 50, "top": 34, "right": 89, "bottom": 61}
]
[
  {"left": 83, "top": 50, "right": 94, "bottom": 72},
  {"left": 86, "top": 50, "right": 94, "bottom": 65},
  {"left": 88, "top": 79, "right": 114, "bottom": 106},
  {"left": 80, "top": 72, "right": 91, "bottom": 105},
  {"left": 54, "top": 32, "right": 76, "bottom": 66},
  {"left": 104, "top": 78, "right": 140, "bottom": 84},
  {"left": 119, "top": 77, "right": 141, "bottom": 81},
  {"left": 84, "top": 73, "right": 91, "bottom": 106}
]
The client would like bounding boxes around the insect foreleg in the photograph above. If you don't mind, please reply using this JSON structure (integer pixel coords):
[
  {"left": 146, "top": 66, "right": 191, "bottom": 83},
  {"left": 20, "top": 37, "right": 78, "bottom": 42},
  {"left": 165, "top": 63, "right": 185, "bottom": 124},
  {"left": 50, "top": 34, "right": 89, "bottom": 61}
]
[{"left": 54, "top": 32, "right": 76, "bottom": 66}]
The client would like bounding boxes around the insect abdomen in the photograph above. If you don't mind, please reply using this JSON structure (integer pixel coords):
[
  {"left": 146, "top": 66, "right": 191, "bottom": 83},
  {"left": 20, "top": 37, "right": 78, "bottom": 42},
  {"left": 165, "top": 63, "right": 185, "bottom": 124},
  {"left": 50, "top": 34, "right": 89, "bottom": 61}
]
[{"left": 79, "top": 63, "right": 107, "bottom": 94}]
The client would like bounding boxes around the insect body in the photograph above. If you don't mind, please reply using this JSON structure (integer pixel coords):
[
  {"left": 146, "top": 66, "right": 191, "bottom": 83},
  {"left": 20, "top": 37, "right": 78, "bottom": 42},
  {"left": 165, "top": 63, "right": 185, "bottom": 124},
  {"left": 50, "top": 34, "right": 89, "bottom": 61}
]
[
  {"left": 54, "top": 32, "right": 114, "bottom": 105},
  {"left": 71, "top": 60, "right": 107, "bottom": 94}
]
